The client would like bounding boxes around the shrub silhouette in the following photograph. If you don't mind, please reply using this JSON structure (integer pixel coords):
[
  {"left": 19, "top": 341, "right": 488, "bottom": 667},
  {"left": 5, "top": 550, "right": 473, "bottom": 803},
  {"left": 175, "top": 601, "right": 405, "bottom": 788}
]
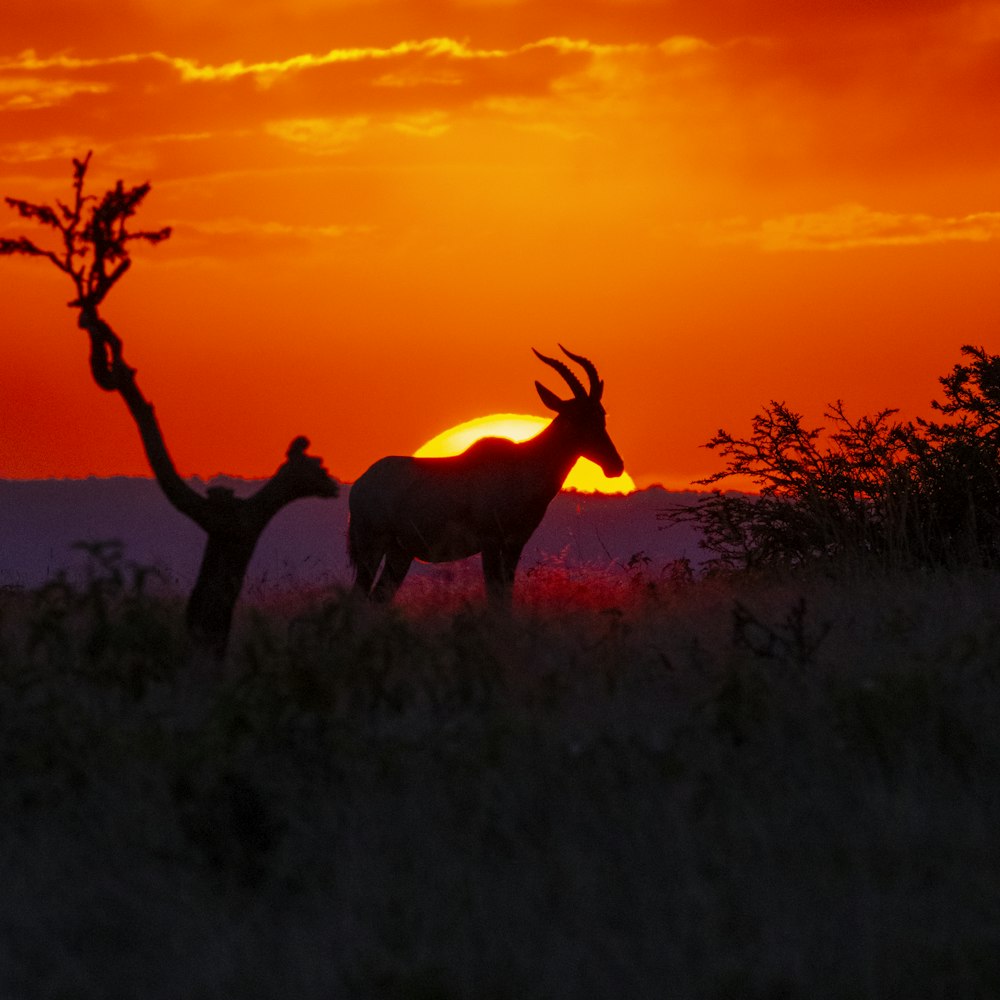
[
  {"left": 664, "top": 346, "right": 1000, "bottom": 573},
  {"left": 906, "top": 345, "right": 1000, "bottom": 565},
  {"left": 1, "top": 154, "right": 339, "bottom": 658}
]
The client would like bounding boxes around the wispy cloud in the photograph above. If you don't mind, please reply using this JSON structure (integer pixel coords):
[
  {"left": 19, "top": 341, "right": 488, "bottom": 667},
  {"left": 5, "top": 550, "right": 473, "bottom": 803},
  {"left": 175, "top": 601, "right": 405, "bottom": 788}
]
[
  {"left": 160, "top": 215, "right": 376, "bottom": 261},
  {"left": 0, "top": 35, "right": 719, "bottom": 165},
  {"left": 705, "top": 204, "right": 1000, "bottom": 251},
  {"left": 390, "top": 111, "right": 451, "bottom": 137},
  {"left": 0, "top": 38, "right": 599, "bottom": 85},
  {"left": 264, "top": 116, "right": 371, "bottom": 154},
  {"left": 0, "top": 35, "right": 711, "bottom": 91},
  {"left": 177, "top": 216, "right": 372, "bottom": 239},
  {"left": 0, "top": 76, "right": 110, "bottom": 110}
]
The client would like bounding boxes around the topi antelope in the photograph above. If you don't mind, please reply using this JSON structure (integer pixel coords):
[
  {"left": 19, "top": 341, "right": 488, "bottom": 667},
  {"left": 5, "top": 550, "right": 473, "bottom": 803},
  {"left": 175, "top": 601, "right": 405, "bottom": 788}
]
[{"left": 348, "top": 346, "right": 625, "bottom": 604}]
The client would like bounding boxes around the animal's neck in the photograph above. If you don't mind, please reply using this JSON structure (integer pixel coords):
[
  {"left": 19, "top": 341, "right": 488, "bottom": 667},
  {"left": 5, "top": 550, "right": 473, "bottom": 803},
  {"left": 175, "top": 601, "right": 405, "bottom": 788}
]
[{"left": 519, "top": 418, "right": 580, "bottom": 493}]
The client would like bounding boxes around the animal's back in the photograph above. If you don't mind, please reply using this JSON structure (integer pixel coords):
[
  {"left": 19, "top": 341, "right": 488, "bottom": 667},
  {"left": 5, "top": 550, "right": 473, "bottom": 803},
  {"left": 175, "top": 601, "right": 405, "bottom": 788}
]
[
  {"left": 349, "top": 455, "right": 413, "bottom": 523},
  {"left": 351, "top": 440, "right": 523, "bottom": 521},
  {"left": 348, "top": 441, "right": 551, "bottom": 566}
]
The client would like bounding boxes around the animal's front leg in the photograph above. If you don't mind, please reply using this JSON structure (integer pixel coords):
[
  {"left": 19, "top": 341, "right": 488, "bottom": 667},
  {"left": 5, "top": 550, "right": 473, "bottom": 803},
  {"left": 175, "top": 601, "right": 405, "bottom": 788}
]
[
  {"left": 482, "top": 542, "right": 523, "bottom": 606},
  {"left": 372, "top": 545, "right": 413, "bottom": 602}
]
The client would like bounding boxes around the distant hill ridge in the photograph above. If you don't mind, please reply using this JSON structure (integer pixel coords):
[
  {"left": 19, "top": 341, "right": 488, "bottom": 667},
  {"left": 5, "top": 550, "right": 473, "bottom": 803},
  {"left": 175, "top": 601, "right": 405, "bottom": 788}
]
[{"left": 0, "top": 478, "right": 706, "bottom": 590}]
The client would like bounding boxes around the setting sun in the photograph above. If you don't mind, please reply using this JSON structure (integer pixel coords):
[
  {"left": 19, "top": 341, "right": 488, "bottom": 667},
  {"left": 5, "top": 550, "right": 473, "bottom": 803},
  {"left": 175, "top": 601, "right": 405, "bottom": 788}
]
[{"left": 414, "top": 414, "right": 636, "bottom": 494}]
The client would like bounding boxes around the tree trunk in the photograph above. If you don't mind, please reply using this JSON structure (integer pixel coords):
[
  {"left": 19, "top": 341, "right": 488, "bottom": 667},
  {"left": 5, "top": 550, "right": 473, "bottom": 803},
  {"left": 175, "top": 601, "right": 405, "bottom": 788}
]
[
  {"left": 78, "top": 310, "right": 339, "bottom": 659},
  {"left": 186, "top": 521, "right": 260, "bottom": 661}
]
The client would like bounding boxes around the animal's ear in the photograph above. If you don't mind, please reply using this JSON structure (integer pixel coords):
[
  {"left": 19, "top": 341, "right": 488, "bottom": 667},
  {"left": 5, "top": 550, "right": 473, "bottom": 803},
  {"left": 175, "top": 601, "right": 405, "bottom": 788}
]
[{"left": 535, "top": 381, "right": 566, "bottom": 413}]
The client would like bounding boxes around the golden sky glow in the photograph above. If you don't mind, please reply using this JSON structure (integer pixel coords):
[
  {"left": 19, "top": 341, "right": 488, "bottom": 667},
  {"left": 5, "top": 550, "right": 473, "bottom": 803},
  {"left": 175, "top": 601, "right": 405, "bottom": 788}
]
[
  {"left": 414, "top": 413, "right": 636, "bottom": 493},
  {"left": 2, "top": 2, "right": 1000, "bottom": 488}
]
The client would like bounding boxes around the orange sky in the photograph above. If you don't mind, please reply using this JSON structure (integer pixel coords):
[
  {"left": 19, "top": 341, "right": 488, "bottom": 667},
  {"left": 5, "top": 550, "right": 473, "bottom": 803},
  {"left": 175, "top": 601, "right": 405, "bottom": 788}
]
[{"left": 2, "top": 1, "right": 999, "bottom": 489}]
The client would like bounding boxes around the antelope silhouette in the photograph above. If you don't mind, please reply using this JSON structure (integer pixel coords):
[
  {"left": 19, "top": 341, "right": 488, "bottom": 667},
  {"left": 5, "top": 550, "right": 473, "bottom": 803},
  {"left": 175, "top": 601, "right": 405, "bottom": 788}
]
[{"left": 348, "top": 346, "right": 624, "bottom": 604}]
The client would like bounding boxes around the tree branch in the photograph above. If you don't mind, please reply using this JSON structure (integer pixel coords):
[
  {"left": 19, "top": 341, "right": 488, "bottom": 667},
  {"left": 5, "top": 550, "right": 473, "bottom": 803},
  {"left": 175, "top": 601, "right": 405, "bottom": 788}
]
[{"left": 77, "top": 308, "right": 209, "bottom": 523}]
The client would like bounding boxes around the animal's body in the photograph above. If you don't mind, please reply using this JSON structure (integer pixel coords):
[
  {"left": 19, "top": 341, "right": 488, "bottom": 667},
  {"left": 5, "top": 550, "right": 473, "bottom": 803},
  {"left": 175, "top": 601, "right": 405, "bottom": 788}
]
[{"left": 349, "top": 347, "right": 624, "bottom": 603}]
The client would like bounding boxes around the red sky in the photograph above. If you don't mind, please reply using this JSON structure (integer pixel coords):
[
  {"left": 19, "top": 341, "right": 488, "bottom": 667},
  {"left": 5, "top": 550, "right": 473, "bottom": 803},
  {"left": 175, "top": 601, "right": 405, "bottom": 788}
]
[{"left": 2, "top": 0, "right": 999, "bottom": 488}]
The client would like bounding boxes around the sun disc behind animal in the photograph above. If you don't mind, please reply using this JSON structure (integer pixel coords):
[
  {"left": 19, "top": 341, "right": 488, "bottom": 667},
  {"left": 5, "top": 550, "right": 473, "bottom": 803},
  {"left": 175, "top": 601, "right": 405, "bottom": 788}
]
[{"left": 414, "top": 414, "right": 636, "bottom": 494}]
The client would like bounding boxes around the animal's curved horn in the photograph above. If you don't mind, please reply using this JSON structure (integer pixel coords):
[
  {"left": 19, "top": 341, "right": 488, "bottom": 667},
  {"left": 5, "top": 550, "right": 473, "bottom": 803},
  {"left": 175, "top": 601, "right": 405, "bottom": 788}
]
[
  {"left": 559, "top": 345, "right": 604, "bottom": 401},
  {"left": 532, "top": 347, "right": 587, "bottom": 400}
]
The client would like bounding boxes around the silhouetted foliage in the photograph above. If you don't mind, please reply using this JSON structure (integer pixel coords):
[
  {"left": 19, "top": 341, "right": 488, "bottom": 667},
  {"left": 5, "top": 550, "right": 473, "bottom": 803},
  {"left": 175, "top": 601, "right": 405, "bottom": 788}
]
[
  {"left": 663, "top": 347, "right": 1000, "bottom": 573},
  {"left": 2, "top": 155, "right": 338, "bottom": 658},
  {"left": 1, "top": 151, "right": 171, "bottom": 310},
  {"left": 905, "top": 345, "right": 1000, "bottom": 565},
  {"left": 664, "top": 400, "right": 913, "bottom": 571}
]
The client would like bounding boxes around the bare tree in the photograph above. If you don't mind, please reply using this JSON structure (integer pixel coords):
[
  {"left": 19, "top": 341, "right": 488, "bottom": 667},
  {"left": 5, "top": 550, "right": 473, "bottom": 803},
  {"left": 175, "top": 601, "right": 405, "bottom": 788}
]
[{"left": 2, "top": 153, "right": 339, "bottom": 659}]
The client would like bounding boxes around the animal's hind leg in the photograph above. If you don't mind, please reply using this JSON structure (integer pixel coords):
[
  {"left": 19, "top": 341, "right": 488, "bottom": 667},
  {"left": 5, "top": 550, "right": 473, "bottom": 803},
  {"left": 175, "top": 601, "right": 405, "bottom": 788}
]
[
  {"left": 482, "top": 542, "right": 522, "bottom": 607},
  {"left": 371, "top": 545, "right": 413, "bottom": 603}
]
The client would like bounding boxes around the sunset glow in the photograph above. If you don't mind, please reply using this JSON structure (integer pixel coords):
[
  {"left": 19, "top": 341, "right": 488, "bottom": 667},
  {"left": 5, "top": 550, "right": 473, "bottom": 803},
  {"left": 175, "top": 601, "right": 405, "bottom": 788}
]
[
  {"left": 2, "top": 3, "right": 999, "bottom": 487},
  {"left": 414, "top": 414, "right": 636, "bottom": 494}
]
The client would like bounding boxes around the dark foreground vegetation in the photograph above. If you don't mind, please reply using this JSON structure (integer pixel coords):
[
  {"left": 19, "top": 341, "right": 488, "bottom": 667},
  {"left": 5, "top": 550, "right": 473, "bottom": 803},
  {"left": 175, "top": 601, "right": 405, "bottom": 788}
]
[{"left": 2, "top": 551, "right": 999, "bottom": 1000}]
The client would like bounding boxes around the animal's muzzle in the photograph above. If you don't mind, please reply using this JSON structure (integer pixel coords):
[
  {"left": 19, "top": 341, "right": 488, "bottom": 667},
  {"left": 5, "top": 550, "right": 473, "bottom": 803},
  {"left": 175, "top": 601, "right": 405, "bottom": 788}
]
[{"left": 601, "top": 451, "right": 625, "bottom": 478}]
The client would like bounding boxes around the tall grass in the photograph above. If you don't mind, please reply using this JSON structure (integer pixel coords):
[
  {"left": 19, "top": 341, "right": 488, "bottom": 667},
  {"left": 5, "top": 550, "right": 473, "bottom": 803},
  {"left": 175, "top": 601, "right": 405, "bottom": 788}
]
[{"left": 2, "top": 549, "right": 999, "bottom": 999}]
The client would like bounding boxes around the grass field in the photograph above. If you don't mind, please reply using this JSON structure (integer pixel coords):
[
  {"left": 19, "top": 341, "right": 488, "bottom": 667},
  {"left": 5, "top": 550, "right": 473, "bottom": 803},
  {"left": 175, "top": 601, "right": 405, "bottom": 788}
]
[{"left": 2, "top": 555, "right": 999, "bottom": 999}]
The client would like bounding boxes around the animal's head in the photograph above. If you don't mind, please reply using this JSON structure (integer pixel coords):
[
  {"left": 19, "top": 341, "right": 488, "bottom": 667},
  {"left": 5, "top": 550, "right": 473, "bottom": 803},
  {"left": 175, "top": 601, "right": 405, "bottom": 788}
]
[{"left": 533, "top": 345, "right": 625, "bottom": 478}]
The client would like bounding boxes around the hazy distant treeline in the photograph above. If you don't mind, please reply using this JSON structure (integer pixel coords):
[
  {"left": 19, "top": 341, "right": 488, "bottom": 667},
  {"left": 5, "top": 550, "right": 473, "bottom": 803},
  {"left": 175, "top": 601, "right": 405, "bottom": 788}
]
[{"left": 0, "top": 479, "right": 704, "bottom": 590}]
